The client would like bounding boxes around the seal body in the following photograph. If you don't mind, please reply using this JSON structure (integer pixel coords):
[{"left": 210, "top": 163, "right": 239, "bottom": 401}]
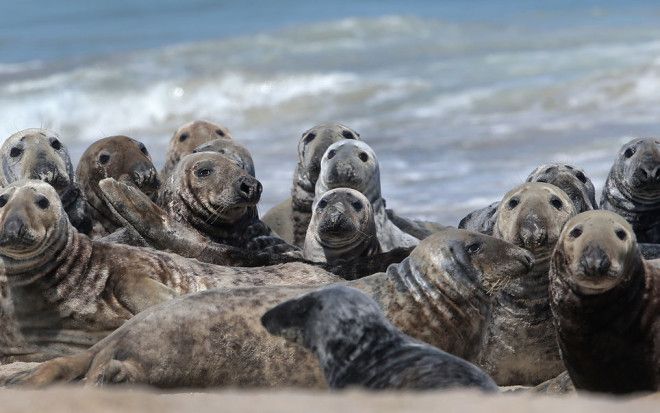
[
  {"left": 480, "top": 183, "right": 576, "bottom": 385},
  {"left": 76, "top": 135, "right": 160, "bottom": 237},
  {"left": 263, "top": 123, "right": 360, "bottom": 246},
  {"left": 0, "top": 129, "right": 90, "bottom": 233},
  {"left": 316, "top": 140, "right": 419, "bottom": 251},
  {"left": 193, "top": 138, "right": 255, "bottom": 177},
  {"left": 0, "top": 180, "right": 340, "bottom": 361},
  {"left": 303, "top": 188, "right": 380, "bottom": 263},
  {"left": 262, "top": 285, "right": 498, "bottom": 392},
  {"left": 160, "top": 120, "right": 233, "bottom": 181},
  {"left": 600, "top": 138, "right": 660, "bottom": 243},
  {"left": 8, "top": 229, "right": 533, "bottom": 387},
  {"left": 550, "top": 210, "right": 659, "bottom": 393}
]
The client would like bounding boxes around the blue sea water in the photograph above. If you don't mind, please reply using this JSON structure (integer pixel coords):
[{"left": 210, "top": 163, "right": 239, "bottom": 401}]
[{"left": 1, "top": 1, "right": 660, "bottom": 223}]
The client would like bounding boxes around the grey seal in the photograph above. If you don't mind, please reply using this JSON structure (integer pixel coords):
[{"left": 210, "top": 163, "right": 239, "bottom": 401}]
[{"left": 261, "top": 285, "right": 498, "bottom": 392}]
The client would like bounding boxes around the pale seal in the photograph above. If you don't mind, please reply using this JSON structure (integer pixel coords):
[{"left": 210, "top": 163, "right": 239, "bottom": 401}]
[
  {"left": 76, "top": 135, "right": 160, "bottom": 238},
  {"left": 0, "top": 180, "right": 341, "bottom": 361},
  {"left": 8, "top": 228, "right": 533, "bottom": 387},
  {"left": 479, "top": 182, "right": 576, "bottom": 386},
  {"left": 262, "top": 123, "right": 360, "bottom": 246},
  {"left": 303, "top": 188, "right": 380, "bottom": 263},
  {"left": 316, "top": 140, "right": 419, "bottom": 251},
  {"left": 193, "top": 138, "right": 255, "bottom": 177},
  {"left": 600, "top": 138, "right": 660, "bottom": 243},
  {"left": 160, "top": 120, "right": 233, "bottom": 182},
  {"left": 0, "top": 129, "right": 90, "bottom": 233},
  {"left": 262, "top": 285, "right": 499, "bottom": 392},
  {"left": 459, "top": 163, "right": 596, "bottom": 235},
  {"left": 550, "top": 210, "right": 659, "bottom": 393}
]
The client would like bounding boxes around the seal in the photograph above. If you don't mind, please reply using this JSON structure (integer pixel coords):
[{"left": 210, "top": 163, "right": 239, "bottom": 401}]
[
  {"left": 261, "top": 285, "right": 499, "bottom": 392},
  {"left": 160, "top": 120, "right": 233, "bottom": 182},
  {"left": 8, "top": 228, "right": 533, "bottom": 387},
  {"left": 550, "top": 210, "right": 659, "bottom": 393},
  {"left": 262, "top": 123, "right": 360, "bottom": 246},
  {"left": 479, "top": 182, "right": 576, "bottom": 386},
  {"left": 0, "top": 180, "right": 341, "bottom": 361},
  {"left": 193, "top": 138, "right": 256, "bottom": 177},
  {"left": 303, "top": 188, "right": 380, "bottom": 263},
  {"left": 0, "top": 129, "right": 90, "bottom": 234},
  {"left": 600, "top": 138, "right": 660, "bottom": 243},
  {"left": 316, "top": 140, "right": 419, "bottom": 251},
  {"left": 75, "top": 135, "right": 160, "bottom": 238}
]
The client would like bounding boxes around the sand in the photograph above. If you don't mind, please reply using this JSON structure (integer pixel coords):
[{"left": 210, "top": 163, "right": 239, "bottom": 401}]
[{"left": 0, "top": 387, "right": 656, "bottom": 413}]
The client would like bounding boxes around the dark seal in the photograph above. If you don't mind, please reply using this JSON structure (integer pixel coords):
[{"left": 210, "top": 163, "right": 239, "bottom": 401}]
[
  {"left": 261, "top": 285, "right": 498, "bottom": 392},
  {"left": 550, "top": 210, "right": 659, "bottom": 394}
]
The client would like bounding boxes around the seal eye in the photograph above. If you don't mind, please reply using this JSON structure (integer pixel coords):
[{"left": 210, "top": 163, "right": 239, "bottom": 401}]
[
  {"left": 318, "top": 199, "right": 328, "bottom": 209},
  {"left": 624, "top": 147, "right": 635, "bottom": 158},
  {"left": 179, "top": 133, "right": 189, "bottom": 142},
  {"left": 550, "top": 196, "right": 563, "bottom": 210},
  {"left": 9, "top": 147, "right": 22, "bottom": 158},
  {"left": 615, "top": 229, "right": 627, "bottom": 241},
  {"left": 569, "top": 227, "right": 582, "bottom": 238},
  {"left": 0, "top": 195, "right": 7, "bottom": 208},
  {"left": 342, "top": 130, "right": 355, "bottom": 140},
  {"left": 35, "top": 195, "right": 49, "bottom": 209},
  {"left": 359, "top": 152, "right": 369, "bottom": 162},
  {"left": 99, "top": 154, "right": 110, "bottom": 164},
  {"left": 139, "top": 143, "right": 149, "bottom": 156},
  {"left": 465, "top": 242, "right": 482, "bottom": 255},
  {"left": 327, "top": 150, "right": 336, "bottom": 160},
  {"left": 507, "top": 198, "right": 519, "bottom": 209},
  {"left": 50, "top": 139, "right": 62, "bottom": 150},
  {"left": 196, "top": 168, "right": 212, "bottom": 178},
  {"left": 215, "top": 129, "right": 225, "bottom": 137},
  {"left": 352, "top": 201, "right": 363, "bottom": 211},
  {"left": 303, "top": 132, "right": 316, "bottom": 144},
  {"left": 575, "top": 171, "right": 587, "bottom": 183}
]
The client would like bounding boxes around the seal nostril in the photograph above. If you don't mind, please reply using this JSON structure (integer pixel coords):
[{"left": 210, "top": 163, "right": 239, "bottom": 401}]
[
  {"left": 359, "top": 152, "right": 369, "bottom": 162},
  {"left": 327, "top": 150, "right": 336, "bottom": 159},
  {"left": 240, "top": 182, "right": 251, "bottom": 195}
]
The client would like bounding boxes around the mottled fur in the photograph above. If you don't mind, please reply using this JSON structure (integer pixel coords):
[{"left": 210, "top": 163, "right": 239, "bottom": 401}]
[{"left": 193, "top": 138, "right": 255, "bottom": 177}]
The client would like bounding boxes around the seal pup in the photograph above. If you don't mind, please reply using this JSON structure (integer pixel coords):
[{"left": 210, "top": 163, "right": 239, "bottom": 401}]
[
  {"left": 263, "top": 123, "right": 360, "bottom": 246},
  {"left": 160, "top": 120, "right": 233, "bottom": 182},
  {"left": 0, "top": 129, "right": 90, "bottom": 234},
  {"left": 459, "top": 163, "right": 596, "bottom": 235},
  {"left": 262, "top": 285, "right": 498, "bottom": 392},
  {"left": 8, "top": 229, "right": 533, "bottom": 387},
  {"left": 550, "top": 210, "right": 659, "bottom": 393},
  {"left": 479, "top": 182, "right": 576, "bottom": 386},
  {"left": 600, "top": 138, "right": 660, "bottom": 243},
  {"left": 316, "top": 140, "right": 419, "bottom": 251},
  {"left": 303, "top": 188, "right": 380, "bottom": 264},
  {"left": 193, "top": 138, "right": 255, "bottom": 177},
  {"left": 75, "top": 135, "right": 160, "bottom": 238},
  {"left": 0, "top": 180, "right": 341, "bottom": 361}
]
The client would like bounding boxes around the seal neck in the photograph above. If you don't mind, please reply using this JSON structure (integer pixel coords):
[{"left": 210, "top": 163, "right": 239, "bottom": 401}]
[
  {"left": 604, "top": 172, "right": 660, "bottom": 213},
  {"left": 496, "top": 251, "right": 551, "bottom": 319}
]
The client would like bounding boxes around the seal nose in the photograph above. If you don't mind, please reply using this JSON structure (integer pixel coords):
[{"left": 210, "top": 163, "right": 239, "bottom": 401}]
[
  {"left": 636, "top": 165, "right": 660, "bottom": 183},
  {"left": 31, "top": 162, "right": 58, "bottom": 183},
  {"left": 519, "top": 216, "right": 547, "bottom": 249},
  {"left": 132, "top": 164, "right": 160, "bottom": 190},
  {"left": 580, "top": 245, "right": 611, "bottom": 277},
  {"left": 235, "top": 176, "right": 262, "bottom": 203},
  {"left": 3, "top": 215, "right": 25, "bottom": 239}
]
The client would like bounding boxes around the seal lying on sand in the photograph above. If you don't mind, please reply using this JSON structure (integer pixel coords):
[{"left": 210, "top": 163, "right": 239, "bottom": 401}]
[
  {"left": 600, "top": 138, "right": 660, "bottom": 243},
  {"left": 550, "top": 210, "right": 659, "bottom": 393},
  {"left": 0, "top": 129, "right": 90, "bottom": 233},
  {"left": 262, "top": 285, "right": 498, "bottom": 392},
  {"left": 0, "top": 180, "right": 341, "bottom": 361},
  {"left": 193, "top": 138, "right": 255, "bottom": 177},
  {"left": 479, "top": 183, "right": 576, "bottom": 386},
  {"left": 76, "top": 135, "right": 160, "bottom": 238},
  {"left": 459, "top": 163, "right": 596, "bottom": 235},
  {"left": 303, "top": 188, "right": 380, "bottom": 264},
  {"left": 263, "top": 123, "right": 360, "bottom": 246},
  {"left": 8, "top": 229, "right": 533, "bottom": 387},
  {"left": 316, "top": 140, "right": 419, "bottom": 251},
  {"left": 160, "top": 120, "right": 233, "bottom": 182}
]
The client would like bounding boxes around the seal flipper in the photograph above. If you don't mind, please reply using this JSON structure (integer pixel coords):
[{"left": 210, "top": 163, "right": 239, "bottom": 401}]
[
  {"left": 6, "top": 351, "right": 94, "bottom": 387},
  {"left": 386, "top": 209, "right": 447, "bottom": 240},
  {"left": 114, "top": 276, "right": 178, "bottom": 315}
]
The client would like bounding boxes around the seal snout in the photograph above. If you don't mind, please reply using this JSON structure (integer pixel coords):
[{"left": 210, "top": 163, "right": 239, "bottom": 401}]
[
  {"left": 579, "top": 245, "right": 611, "bottom": 278},
  {"left": 635, "top": 164, "right": 660, "bottom": 185},
  {"left": 518, "top": 216, "right": 548, "bottom": 250},
  {"left": 235, "top": 176, "right": 262, "bottom": 203}
]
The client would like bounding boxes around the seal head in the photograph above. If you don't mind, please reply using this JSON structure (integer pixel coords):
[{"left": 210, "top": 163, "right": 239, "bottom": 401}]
[
  {"left": 304, "top": 188, "right": 380, "bottom": 263},
  {"left": 527, "top": 163, "right": 596, "bottom": 212},
  {"left": 193, "top": 138, "right": 255, "bottom": 177}
]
